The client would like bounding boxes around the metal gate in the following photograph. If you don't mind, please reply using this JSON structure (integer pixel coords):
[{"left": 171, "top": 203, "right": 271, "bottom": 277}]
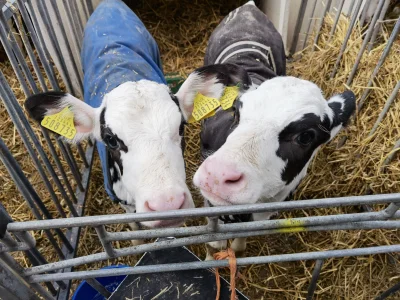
[{"left": 0, "top": 0, "right": 399, "bottom": 299}]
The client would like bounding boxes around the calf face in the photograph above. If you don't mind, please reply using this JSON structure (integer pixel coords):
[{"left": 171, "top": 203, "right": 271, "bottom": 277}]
[
  {"left": 25, "top": 80, "right": 194, "bottom": 227},
  {"left": 176, "top": 66, "right": 355, "bottom": 214}
]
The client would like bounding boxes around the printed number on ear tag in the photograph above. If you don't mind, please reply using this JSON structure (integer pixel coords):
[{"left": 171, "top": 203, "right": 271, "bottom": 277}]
[
  {"left": 191, "top": 93, "right": 220, "bottom": 121},
  {"left": 41, "top": 107, "right": 77, "bottom": 140},
  {"left": 220, "top": 86, "right": 239, "bottom": 110}
]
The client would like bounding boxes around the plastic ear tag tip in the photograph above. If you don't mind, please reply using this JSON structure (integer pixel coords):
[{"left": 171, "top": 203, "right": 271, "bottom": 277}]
[{"left": 41, "top": 106, "right": 77, "bottom": 139}]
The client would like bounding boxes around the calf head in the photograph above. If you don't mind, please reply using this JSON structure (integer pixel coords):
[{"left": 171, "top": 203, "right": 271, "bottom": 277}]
[
  {"left": 25, "top": 80, "right": 194, "bottom": 227},
  {"left": 176, "top": 65, "right": 355, "bottom": 212}
]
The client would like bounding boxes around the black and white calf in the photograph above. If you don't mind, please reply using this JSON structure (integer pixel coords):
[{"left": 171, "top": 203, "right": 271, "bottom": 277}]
[
  {"left": 24, "top": 0, "right": 194, "bottom": 231},
  {"left": 175, "top": 1, "right": 356, "bottom": 257}
]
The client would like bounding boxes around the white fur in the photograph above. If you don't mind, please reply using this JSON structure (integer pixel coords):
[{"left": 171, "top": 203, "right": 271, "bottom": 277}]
[
  {"left": 48, "top": 80, "right": 194, "bottom": 226},
  {"left": 194, "top": 77, "right": 339, "bottom": 206}
]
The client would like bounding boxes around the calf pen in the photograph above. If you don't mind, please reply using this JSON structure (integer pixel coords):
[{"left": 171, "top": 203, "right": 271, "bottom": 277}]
[{"left": 0, "top": 0, "right": 399, "bottom": 299}]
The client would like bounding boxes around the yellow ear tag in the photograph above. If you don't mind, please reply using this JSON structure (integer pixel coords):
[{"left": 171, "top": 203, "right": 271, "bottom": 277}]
[
  {"left": 41, "top": 107, "right": 77, "bottom": 140},
  {"left": 191, "top": 92, "right": 220, "bottom": 121},
  {"left": 220, "top": 86, "right": 239, "bottom": 110}
]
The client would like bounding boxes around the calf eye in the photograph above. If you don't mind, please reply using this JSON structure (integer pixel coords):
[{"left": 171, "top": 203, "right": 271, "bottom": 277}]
[
  {"left": 296, "top": 131, "right": 315, "bottom": 146},
  {"left": 104, "top": 134, "right": 119, "bottom": 149}
]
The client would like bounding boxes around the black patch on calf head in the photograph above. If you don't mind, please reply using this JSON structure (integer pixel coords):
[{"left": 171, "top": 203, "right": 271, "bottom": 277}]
[
  {"left": 277, "top": 113, "right": 331, "bottom": 184},
  {"left": 24, "top": 91, "right": 67, "bottom": 122},
  {"left": 100, "top": 107, "right": 128, "bottom": 180}
]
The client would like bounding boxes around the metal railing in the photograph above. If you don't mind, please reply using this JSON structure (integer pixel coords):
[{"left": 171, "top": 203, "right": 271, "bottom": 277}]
[{"left": 0, "top": 0, "right": 399, "bottom": 299}]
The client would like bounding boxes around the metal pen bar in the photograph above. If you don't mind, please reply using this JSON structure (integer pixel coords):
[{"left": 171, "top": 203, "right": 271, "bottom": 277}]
[
  {"left": 0, "top": 11, "right": 38, "bottom": 93},
  {"left": 0, "top": 137, "right": 72, "bottom": 256},
  {"left": 367, "top": 0, "right": 391, "bottom": 52},
  {"left": 48, "top": 0, "right": 83, "bottom": 94},
  {"left": 330, "top": 0, "right": 363, "bottom": 78},
  {"left": 77, "top": 143, "right": 89, "bottom": 168},
  {"left": 80, "top": 0, "right": 90, "bottom": 22},
  {"left": 290, "top": 0, "right": 308, "bottom": 55},
  {"left": 85, "top": 278, "right": 111, "bottom": 298},
  {"left": 35, "top": 0, "right": 73, "bottom": 93},
  {"left": 0, "top": 12, "right": 30, "bottom": 95},
  {"left": 306, "top": 259, "right": 324, "bottom": 300},
  {"left": 346, "top": 0, "right": 356, "bottom": 16},
  {"left": 0, "top": 252, "right": 54, "bottom": 300},
  {"left": 94, "top": 225, "right": 116, "bottom": 257},
  {"left": 61, "top": 0, "right": 82, "bottom": 51},
  {"left": 312, "top": 0, "right": 333, "bottom": 51},
  {"left": 105, "top": 210, "right": 400, "bottom": 241},
  {"left": 68, "top": 0, "right": 84, "bottom": 39},
  {"left": 8, "top": 193, "right": 400, "bottom": 232},
  {"left": 358, "top": 18, "right": 400, "bottom": 111},
  {"left": 346, "top": 0, "right": 386, "bottom": 86},
  {"left": 86, "top": 0, "right": 94, "bottom": 15},
  {"left": 11, "top": 11, "right": 47, "bottom": 91},
  {"left": 0, "top": 71, "right": 78, "bottom": 219},
  {"left": 28, "top": 244, "right": 400, "bottom": 283},
  {"left": 301, "top": 0, "right": 318, "bottom": 50},
  {"left": 375, "top": 282, "right": 400, "bottom": 300},
  {"left": 57, "top": 139, "right": 84, "bottom": 192},
  {"left": 23, "top": 0, "right": 59, "bottom": 90},
  {"left": 64, "top": 143, "right": 82, "bottom": 182},
  {"left": 369, "top": 80, "right": 400, "bottom": 135},
  {"left": 382, "top": 139, "right": 400, "bottom": 168},
  {"left": 23, "top": 221, "right": 400, "bottom": 276},
  {"left": 41, "top": 130, "right": 78, "bottom": 204},
  {"left": 328, "top": 0, "right": 345, "bottom": 41}
]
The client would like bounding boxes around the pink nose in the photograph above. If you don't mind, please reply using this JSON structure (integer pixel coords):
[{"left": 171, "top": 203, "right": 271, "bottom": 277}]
[
  {"left": 145, "top": 190, "right": 186, "bottom": 212},
  {"left": 195, "top": 158, "right": 245, "bottom": 197}
]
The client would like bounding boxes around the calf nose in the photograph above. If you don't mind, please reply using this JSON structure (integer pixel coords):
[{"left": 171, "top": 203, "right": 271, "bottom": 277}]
[
  {"left": 145, "top": 190, "right": 186, "bottom": 212},
  {"left": 196, "top": 158, "right": 245, "bottom": 196}
]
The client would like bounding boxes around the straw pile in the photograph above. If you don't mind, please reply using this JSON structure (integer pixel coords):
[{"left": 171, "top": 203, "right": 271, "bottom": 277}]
[{"left": 0, "top": 1, "right": 399, "bottom": 299}]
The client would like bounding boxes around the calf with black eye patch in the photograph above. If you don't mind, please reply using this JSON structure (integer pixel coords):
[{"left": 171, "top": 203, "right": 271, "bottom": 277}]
[
  {"left": 24, "top": 0, "right": 194, "bottom": 235},
  {"left": 174, "top": 1, "right": 356, "bottom": 258}
]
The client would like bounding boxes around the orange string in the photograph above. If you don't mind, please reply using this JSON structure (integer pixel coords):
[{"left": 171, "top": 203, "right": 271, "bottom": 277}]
[{"left": 213, "top": 248, "right": 237, "bottom": 300}]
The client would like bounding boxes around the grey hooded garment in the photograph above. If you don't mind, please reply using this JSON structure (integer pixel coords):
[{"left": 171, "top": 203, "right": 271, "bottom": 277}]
[{"left": 204, "top": 2, "right": 286, "bottom": 85}]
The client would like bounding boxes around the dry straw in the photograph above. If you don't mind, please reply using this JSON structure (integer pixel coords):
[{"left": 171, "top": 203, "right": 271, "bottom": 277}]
[{"left": 0, "top": 0, "right": 399, "bottom": 299}]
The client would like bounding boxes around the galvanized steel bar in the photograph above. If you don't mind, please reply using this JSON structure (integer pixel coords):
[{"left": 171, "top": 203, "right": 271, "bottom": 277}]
[
  {"left": 8, "top": 193, "right": 400, "bottom": 232},
  {"left": 77, "top": 143, "right": 89, "bottom": 168},
  {"left": 22, "top": 0, "right": 59, "bottom": 90},
  {"left": 306, "top": 259, "right": 324, "bottom": 300},
  {"left": 69, "top": 0, "right": 84, "bottom": 38},
  {"left": 368, "top": 0, "right": 391, "bottom": 52},
  {"left": 23, "top": 221, "right": 400, "bottom": 276},
  {"left": 358, "top": 16, "right": 400, "bottom": 110},
  {"left": 382, "top": 139, "right": 400, "bottom": 167},
  {"left": 346, "top": 0, "right": 386, "bottom": 86},
  {"left": 35, "top": 0, "right": 74, "bottom": 93},
  {"left": 95, "top": 225, "right": 116, "bottom": 257},
  {"left": 328, "top": 0, "right": 345, "bottom": 41},
  {"left": 369, "top": 80, "right": 400, "bottom": 135},
  {"left": 64, "top": 142, "right": 83, "bottom": 182},
  {"left": 330, "top": 0, "right": 363, "bottom": 78},
  {"left": 105, "top": 209, "right": 399, "bottom": 241},
  {"left": 11, "top": 11, "right": 47, "bottom": 91},
  {"left": 0, "top": 11, "right": 39, "bottom": 94},
  {"left": 0, "top": 137, "right": 72, "bottom": 256},
  {"left": 86, "top": 278, "right": 112, "bottom": 298},
  {"left": 86, "top": 0, "right": 94, "bottom": 15},
  {"left": 57, "top": 139, "right": 85, "bottom": 192},
  {"left": 302, "top": 0, "right": 318, "bottom": 50},
  {"left": 48, "top": 0, "right": 83, "bottom": 94},
  {"left": 375, "top": 282, "right": 400, "bottom": 300},
  {"left": 290, "top": 0, "right": 308, "bottom": 55},
  {"left": 28, "top": 244, "right": 400, "bottom": 283},
  {"left": 312, "top": 0, "right": 333, "bottom": 51}
]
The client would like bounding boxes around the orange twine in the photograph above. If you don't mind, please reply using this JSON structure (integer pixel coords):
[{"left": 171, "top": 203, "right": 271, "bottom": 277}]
[{"left": 213, "top": 248, "right": 237, "bottom": 300}]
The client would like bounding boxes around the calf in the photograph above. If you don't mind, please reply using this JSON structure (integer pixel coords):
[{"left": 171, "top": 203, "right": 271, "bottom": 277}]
[
  {"left": 175, "top": 1, "right": 355, "bottom": 258},
  {"left": 24, "top": 0, "right": 194, "bottom": 231}
]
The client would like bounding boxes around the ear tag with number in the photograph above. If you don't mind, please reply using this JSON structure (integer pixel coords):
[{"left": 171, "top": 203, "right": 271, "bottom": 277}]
[
  {"left": 219, "top": 86, "right": 239, "bottom": 110},
  {"left": 41, "top": 107, "right": 77, "bottom": 140},
  {"left": 191, "top": 92, "right": 220, "bottom": 121}
]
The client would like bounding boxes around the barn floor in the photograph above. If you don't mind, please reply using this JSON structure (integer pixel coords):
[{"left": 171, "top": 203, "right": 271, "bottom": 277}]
[{"left": 0, "top": 0, "right": 399, "bottom": 299}]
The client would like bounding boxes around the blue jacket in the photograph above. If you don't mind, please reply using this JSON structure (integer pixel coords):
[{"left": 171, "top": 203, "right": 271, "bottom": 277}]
[{"left": 81, "top": 0, "right": 166, "bottom": 200}]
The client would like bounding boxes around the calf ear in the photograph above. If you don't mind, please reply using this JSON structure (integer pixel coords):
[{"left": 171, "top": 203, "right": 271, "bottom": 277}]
[
  {"left": 24, "top": 91, "right": 97, "bottom": 142},
  {"left": 175, "top": 64, "right": 251, "bottom": 121},
  {"left": 327, "top": 90, "right": 356, "bottom": 139}
]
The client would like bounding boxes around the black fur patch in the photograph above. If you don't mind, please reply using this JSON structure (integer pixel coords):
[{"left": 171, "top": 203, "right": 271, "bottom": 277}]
[
  {"left": 24, "top": 91, "right": 67, "bottom": 122},
  {"left": 277, "top": 113, "right": 331, "bottom": 184}
]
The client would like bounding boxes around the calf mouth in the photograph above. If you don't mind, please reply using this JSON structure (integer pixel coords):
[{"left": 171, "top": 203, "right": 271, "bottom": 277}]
[{"left": 200, "top": 189, "right": 234, "bottom": 206}]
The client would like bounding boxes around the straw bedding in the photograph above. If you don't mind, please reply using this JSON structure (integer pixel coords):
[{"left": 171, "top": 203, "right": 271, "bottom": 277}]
[{"left": 0, "top": 0, "right": 399, "bottom": 299}]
